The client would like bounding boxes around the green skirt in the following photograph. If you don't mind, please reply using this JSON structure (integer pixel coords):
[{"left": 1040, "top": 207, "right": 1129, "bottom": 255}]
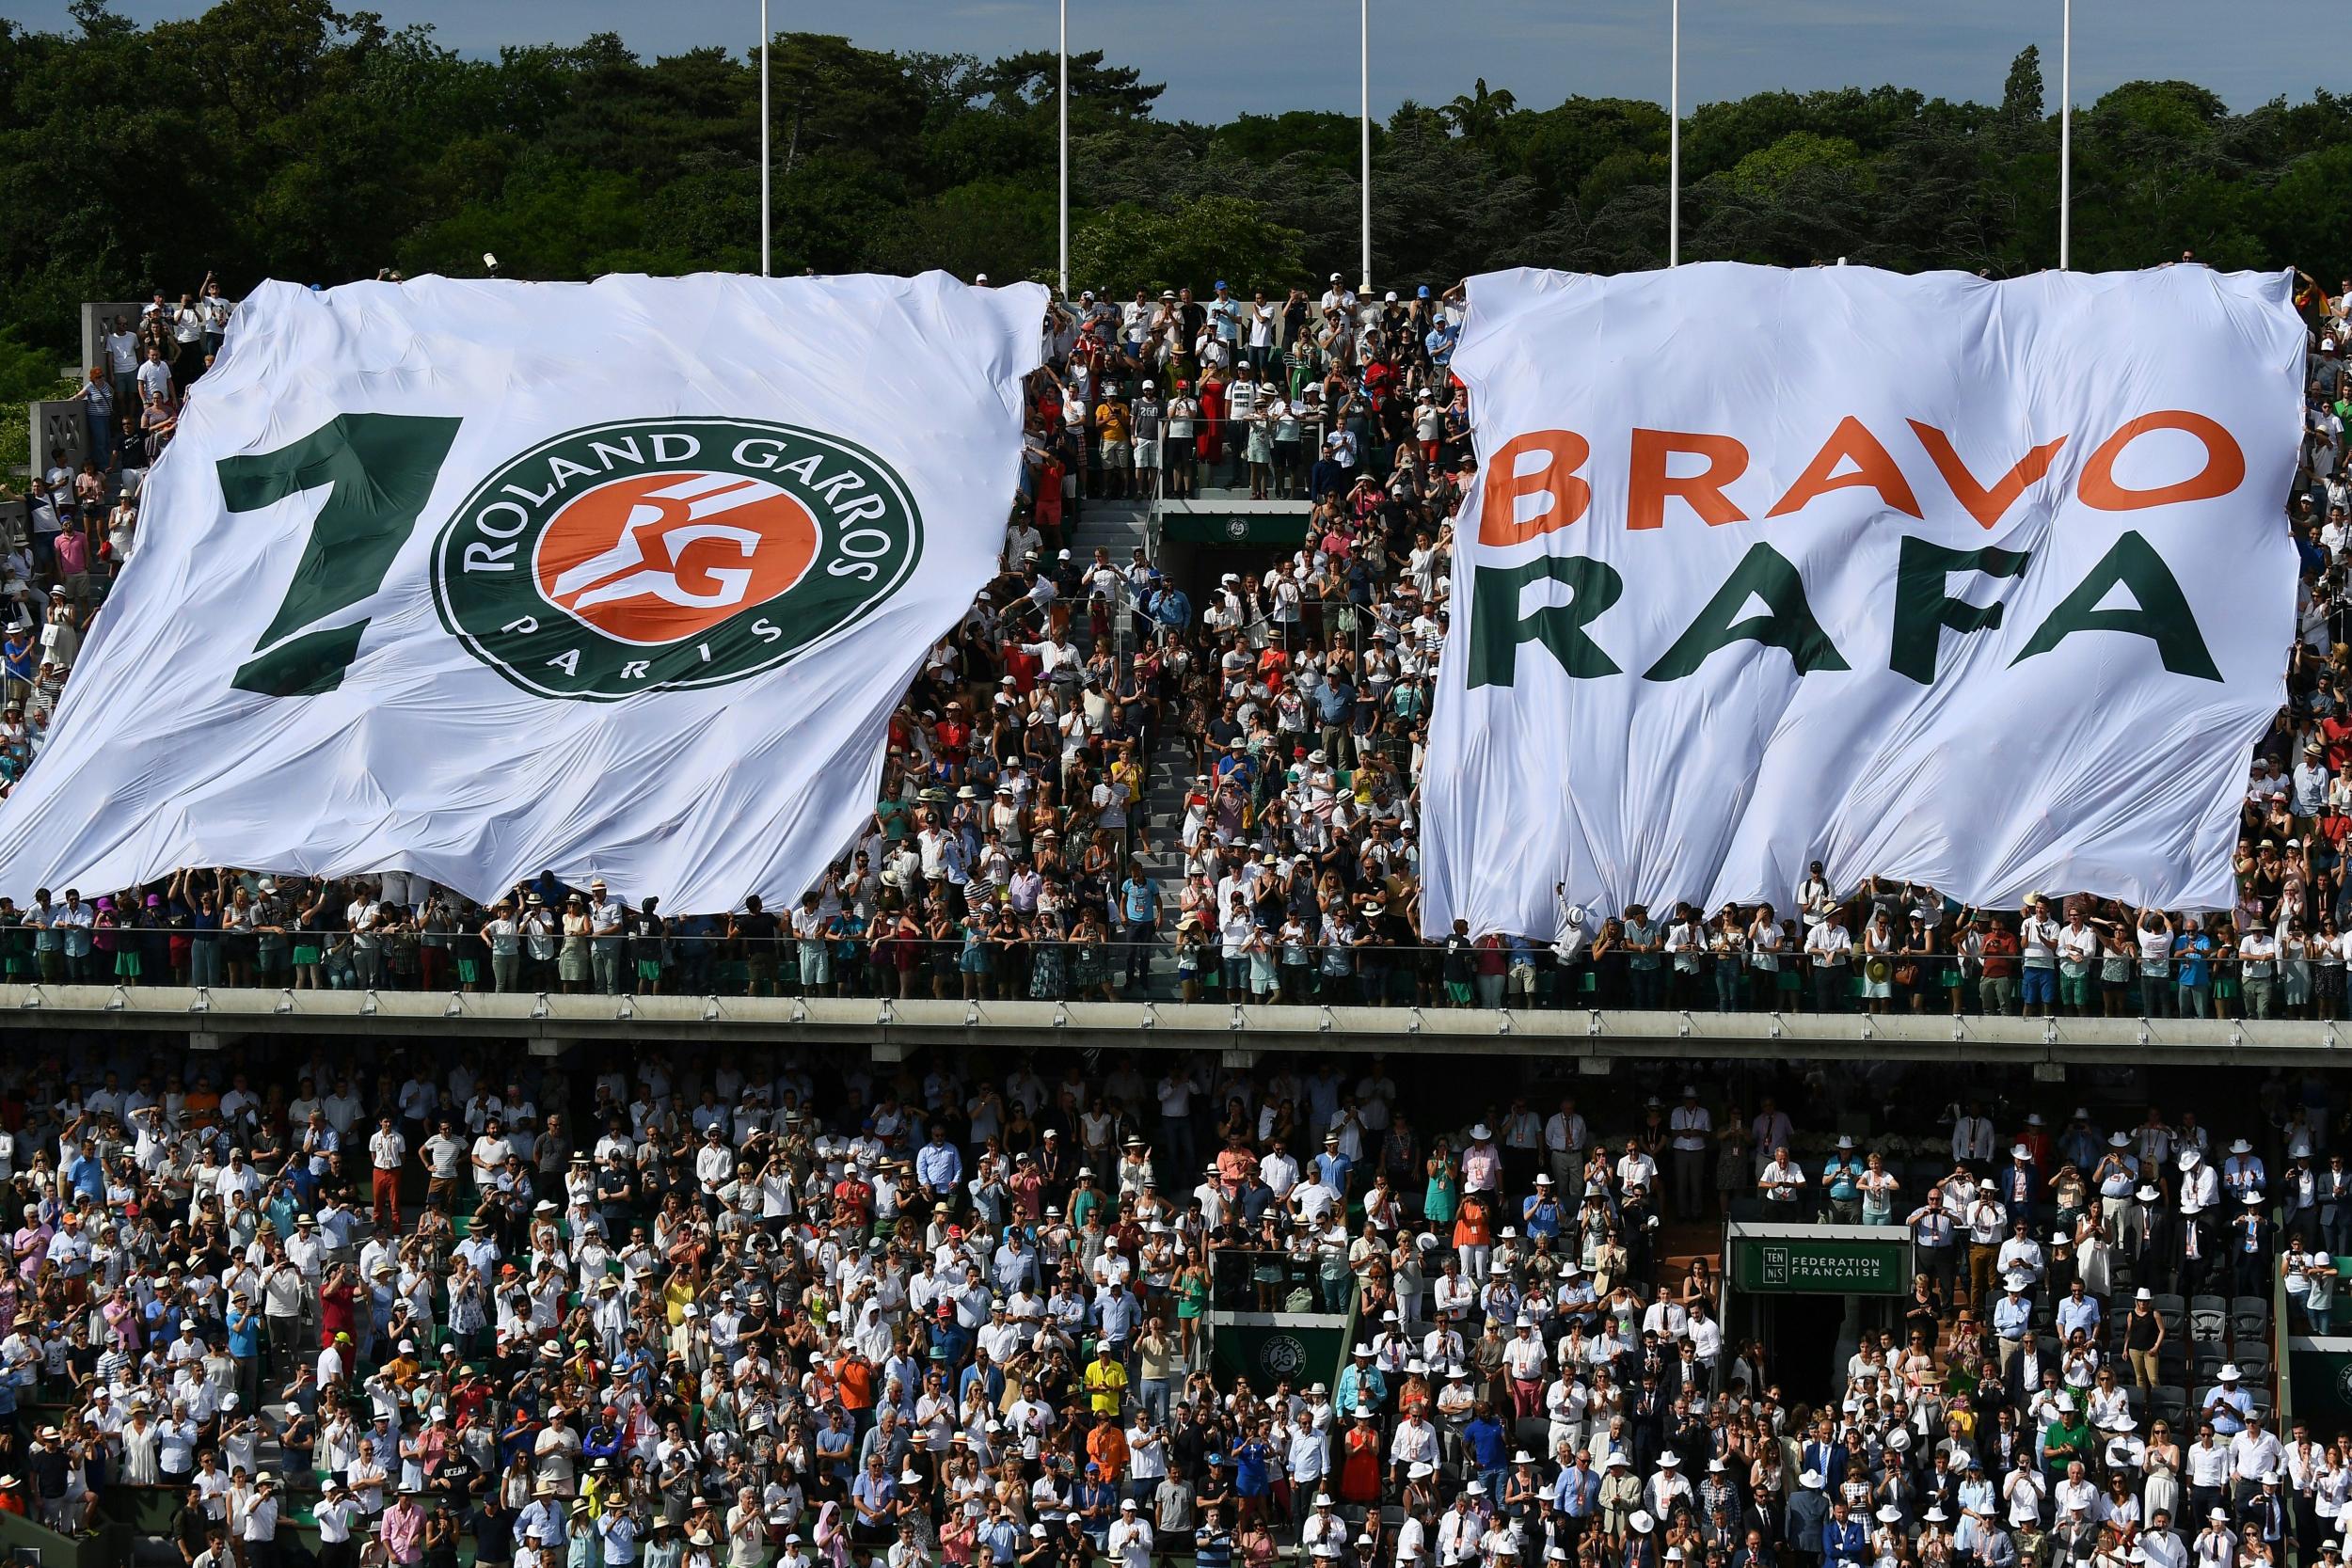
[
  {"left": 113, "top": 951, "right": 140, "bottom": 977},
  {"left": 294, "top": 943, "right": 322, "bottom": 965}
]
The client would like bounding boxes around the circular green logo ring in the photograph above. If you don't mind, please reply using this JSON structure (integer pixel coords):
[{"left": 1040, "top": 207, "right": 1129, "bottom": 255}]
[{"left": 432, "top": 417, "right": 921, "bottom": 701}]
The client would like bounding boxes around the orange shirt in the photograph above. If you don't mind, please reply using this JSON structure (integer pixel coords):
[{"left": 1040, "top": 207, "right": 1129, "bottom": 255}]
[
  {"left": 1088, "top": 1422, "right": 1130, "bottom": 1482},
  {"left": 1454, "top": 1196, "right": 1494, "bottom": 1248},
  {"left": 834, "top": 1357, "right": 876, "bottom": 1412}
]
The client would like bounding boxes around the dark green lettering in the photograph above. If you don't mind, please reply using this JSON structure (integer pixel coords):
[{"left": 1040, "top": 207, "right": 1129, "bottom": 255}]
[
  {"left": 222, "top": 412, "right": 463, "bottom": 695},
  {"left": 1645, "top": 543, "right": 1849, "bottom": 681},
  {"left": 2011, "top": 531, "right": 2219, "bottom": 680},
  {"left": 1888, "top": 536, "right": 2031, "bottom": 684},
  {"left": 1467, "top": 557, "right": 1624, "bottom": 689}
]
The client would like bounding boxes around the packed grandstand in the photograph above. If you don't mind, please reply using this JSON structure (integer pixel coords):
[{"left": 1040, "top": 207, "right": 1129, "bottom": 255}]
[
  {"left": 0, "top": 1043, "right": 2321, "bottom": 1568},
  {"left": 0, "top": 207, "right": 2344, "bottom": 1568}
]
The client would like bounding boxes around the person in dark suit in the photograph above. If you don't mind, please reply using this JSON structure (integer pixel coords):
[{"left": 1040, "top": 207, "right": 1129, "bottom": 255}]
[
  {"left": 1800, "top": 1425, "right": 1847, "bottom": 1497},
  {"left": 2006, "top": 1344, "right": 2058, "bottom": 1414},
  {"left": 2177, "top": 1207, "right": 2218, "bottom": 1299},
  {"left": 1730, "top": 1528, "right": 1778, "bottom": 1568},
  {"left": 1821, "top": 1500, "right": 1869, "bottom": 1568},
  {"left": 2138, "top": 1194, "right": 2179, "bottom": 1294}
]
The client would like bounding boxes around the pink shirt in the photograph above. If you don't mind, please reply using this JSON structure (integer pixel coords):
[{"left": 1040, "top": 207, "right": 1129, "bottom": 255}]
[{"left": 380, "top": 1502, "right": 424, "bottom": 1564}]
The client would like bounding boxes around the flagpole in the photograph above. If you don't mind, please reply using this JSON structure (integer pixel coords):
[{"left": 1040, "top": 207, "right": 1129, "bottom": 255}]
[
  {"left": 759, "top": 0, "right": 771, "bottom": 277},
  {"left": 2058, "top": 0, "right": 2072, "bottom": 269},
  {"left": 1057, "top": 0, "right": 1070, "bottom": 299},
  {"left": 1668, "top": 0, "right": 1680, "bottom": 266},
  {"left": 1359, "top": 0, "right": 1372, "bottom": 293}
]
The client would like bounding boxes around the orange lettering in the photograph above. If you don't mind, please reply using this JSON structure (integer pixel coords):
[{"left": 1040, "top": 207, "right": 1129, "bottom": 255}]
[
  {"left": 1907, "top": 421, "right": 2067, "bottom": 530},
  {"left": 1628, "top": 429, "right": 1749, "bottom": 531},
  {"left": 1478, "top": 430, "right": 1593, "bottom": 546},
  {"left": 1766, "top": 415, "right": 1923, "bottom": 519},
  {"left": 2078, "top": 411, "right": 2244, "bottom": 512}
]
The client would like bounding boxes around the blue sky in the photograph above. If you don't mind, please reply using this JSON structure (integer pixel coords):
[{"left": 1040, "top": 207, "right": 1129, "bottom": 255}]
[{"left": 4, "top": 0, "right": 2340, "bottom": 121}]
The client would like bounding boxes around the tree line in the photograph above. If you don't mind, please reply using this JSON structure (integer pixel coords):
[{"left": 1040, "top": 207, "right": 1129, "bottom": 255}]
[{"left": 4, "top": 0, "right": 2352, "bottom": 402}]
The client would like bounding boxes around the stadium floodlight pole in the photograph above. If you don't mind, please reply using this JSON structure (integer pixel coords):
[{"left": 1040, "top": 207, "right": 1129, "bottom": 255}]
[
  {"left": 1359, "top": 0, "right": 1372, "bottom": 293},
  {"left": 1058, "top": 0, "right": 1070, "bottom": 300},
  {"left": 2059, "top": 0, "right": 2072, "bottom": 269},
  {"left": 759, "top": 0, "right": 771, "bottom": 277},
  {"left": 1668, "top": 0, "right": 1680, "bottom": 266}
]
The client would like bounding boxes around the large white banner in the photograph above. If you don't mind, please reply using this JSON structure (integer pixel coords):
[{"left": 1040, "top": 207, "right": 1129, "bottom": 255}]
[
  {"left": 0, "top": 273, "right": 1044, "bottom": 910},
  {"left": 1422, "top": 263, "right": 2304, "bottom": 938}
]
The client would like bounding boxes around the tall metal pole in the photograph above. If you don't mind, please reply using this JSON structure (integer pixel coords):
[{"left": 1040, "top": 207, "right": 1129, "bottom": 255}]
[
  {"left": 1668, "top": 0, "right": 1680, "bottom": 266},
  {"left": 1359, "top": 0, "right": 1372, "bottom": 293},
  {"left": 1057, "top": 0, "right": 1070, "bottom": 299},
  {"left": 759, "top": 0, "right": 771, "bottom": 277},
  {"left": 2058, "top": 0, "right": 2072, "bottom": 269}
]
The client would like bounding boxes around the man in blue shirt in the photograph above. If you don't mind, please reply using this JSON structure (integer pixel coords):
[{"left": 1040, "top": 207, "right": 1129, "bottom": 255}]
[
  {"left": 1120, "top": 864, "right": 1158, "bottom": 992},
  {"left": 957, "top": 1346, "right": 1003, "bottom": 1407},
  {"left": 63, "top": 1135, "right": 103, "bottom": 1204},
  {"left": 849, "top": 1455, "right": 898, "bottom": 1543},
  {"left": 1992, "top": 1275, "right": 2035, "bottom": 1370},
  {"left": 1461, "top": 1406, "right": 1509, "bottom": 1500},
  {"left": 513, "top": 1486, "right": 566, "bottom": 1558},
  {"left": 977, "top": 1507, "right": 1022, "bottom": 1565},
  {"left": 1311, "top": 676, "right": 1353, "bottom": 763},
  {"left": 225, "top": 1291, "right": 262, "bottom": 1410},
  {"left": 914, "top": 1128, "right": 962, "bottom": 1205},
  {"left": 1820, "top": 1138, "right": 1865, "bottom": 1225},
  {"left": 1151, "top": 586, "right": 1191, "bottom": 629},
  {"left": 595, "top": 1501, "right": 641, "bottom": 1567},
  {"left": 2175, "top": 919, "right": 2215, "bottom": 1017},
  {"left": 1334, "top": 1348, "right": 1385, "bottom": 1416},
  {"left": 1194, "top": 1508, "right": 1234, "bottom": 1568},
  {"left": 1552, "top": 1450, "right": 1600, "bottom": 1522},
  {"left": 1522, "top": 1177, "right": 1565, "bottom": 1241},
  {"left": 2055, "top": 1277, "right": 2102, "bottom": 1342},
  {"left": 1313, "top": 1136, "right": 1353, "bottom": 1200}
]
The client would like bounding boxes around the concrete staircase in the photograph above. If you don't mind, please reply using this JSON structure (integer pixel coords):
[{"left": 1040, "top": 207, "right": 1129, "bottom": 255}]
[
  {"left": 1067, "top": 498, "right": 1151, "bottom": 564},
  {"left": 1129, "top": 727, "right": 1200, "bottom": 991}
]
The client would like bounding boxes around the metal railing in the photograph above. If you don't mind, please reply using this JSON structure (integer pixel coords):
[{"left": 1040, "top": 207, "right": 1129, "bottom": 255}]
[{"left": 8, "top": 930, "right": 2343, "bottom": 1020}]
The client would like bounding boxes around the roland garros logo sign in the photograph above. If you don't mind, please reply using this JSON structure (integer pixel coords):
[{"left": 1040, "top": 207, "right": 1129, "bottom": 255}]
[{"left": 432, "top": 418, "right": 921, "bottom": 701}]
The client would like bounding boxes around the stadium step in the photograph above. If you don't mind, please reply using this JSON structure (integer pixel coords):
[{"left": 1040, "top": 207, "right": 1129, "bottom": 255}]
[{"left": 1067, "top": 499, "right": 1151, "bottom": 560}]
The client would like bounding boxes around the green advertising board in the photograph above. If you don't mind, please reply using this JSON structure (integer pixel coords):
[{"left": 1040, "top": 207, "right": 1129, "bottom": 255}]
[
  {"left": 1211, "top": 1316, "right": 1352, "bottom": 1387},
  {"left": 1162, "top": 514, "right": 1313, "bottom": 548},
  {"left": 2290, "top": 1337, "right": 2352, "bottom": 1431},
  {"left": 1731, "top": 1236, "right": 1911, "bottom": 1295}
]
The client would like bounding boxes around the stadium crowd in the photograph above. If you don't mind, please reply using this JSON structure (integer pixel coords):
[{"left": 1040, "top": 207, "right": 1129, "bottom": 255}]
[
  {"left": 5, "top": 269, "right": 2352, "bottom": 1015},
  {"left": 0, "top": 1041, "right": 2325, "bottom": 1568}
]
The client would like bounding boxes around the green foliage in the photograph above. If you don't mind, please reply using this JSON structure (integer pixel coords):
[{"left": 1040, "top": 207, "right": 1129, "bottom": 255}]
[
  {"left": 0, "top": 328, "right": 70, "bottom": 403},
  {"left": 2, "top": 11, "right": 2348, "bottom": 366},
  {"left": 1069, "top": 195, "right": 1304, "bottom": 297}
]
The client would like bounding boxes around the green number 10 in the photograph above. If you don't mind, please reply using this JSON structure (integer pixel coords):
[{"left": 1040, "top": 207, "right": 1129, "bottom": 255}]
[{"left": 220, "top": 412, "right": 462, "bottom": 696}]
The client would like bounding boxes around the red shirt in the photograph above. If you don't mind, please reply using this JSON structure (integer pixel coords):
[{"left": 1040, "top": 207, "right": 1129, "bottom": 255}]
[
  {"left": 318, "top": 1280, "right": 356, "bottom": 1347},
  {"left": 2323, "top": 713, "right": 2352, "bottom": 772},
  {"left": 1979, "top": 928, "right": 2020, "bottom": 979}
]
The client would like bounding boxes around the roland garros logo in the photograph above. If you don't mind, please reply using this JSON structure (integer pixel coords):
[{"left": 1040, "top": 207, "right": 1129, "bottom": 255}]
[{"left": 432, "top": 418, "right": 921, "bottom": 700}]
